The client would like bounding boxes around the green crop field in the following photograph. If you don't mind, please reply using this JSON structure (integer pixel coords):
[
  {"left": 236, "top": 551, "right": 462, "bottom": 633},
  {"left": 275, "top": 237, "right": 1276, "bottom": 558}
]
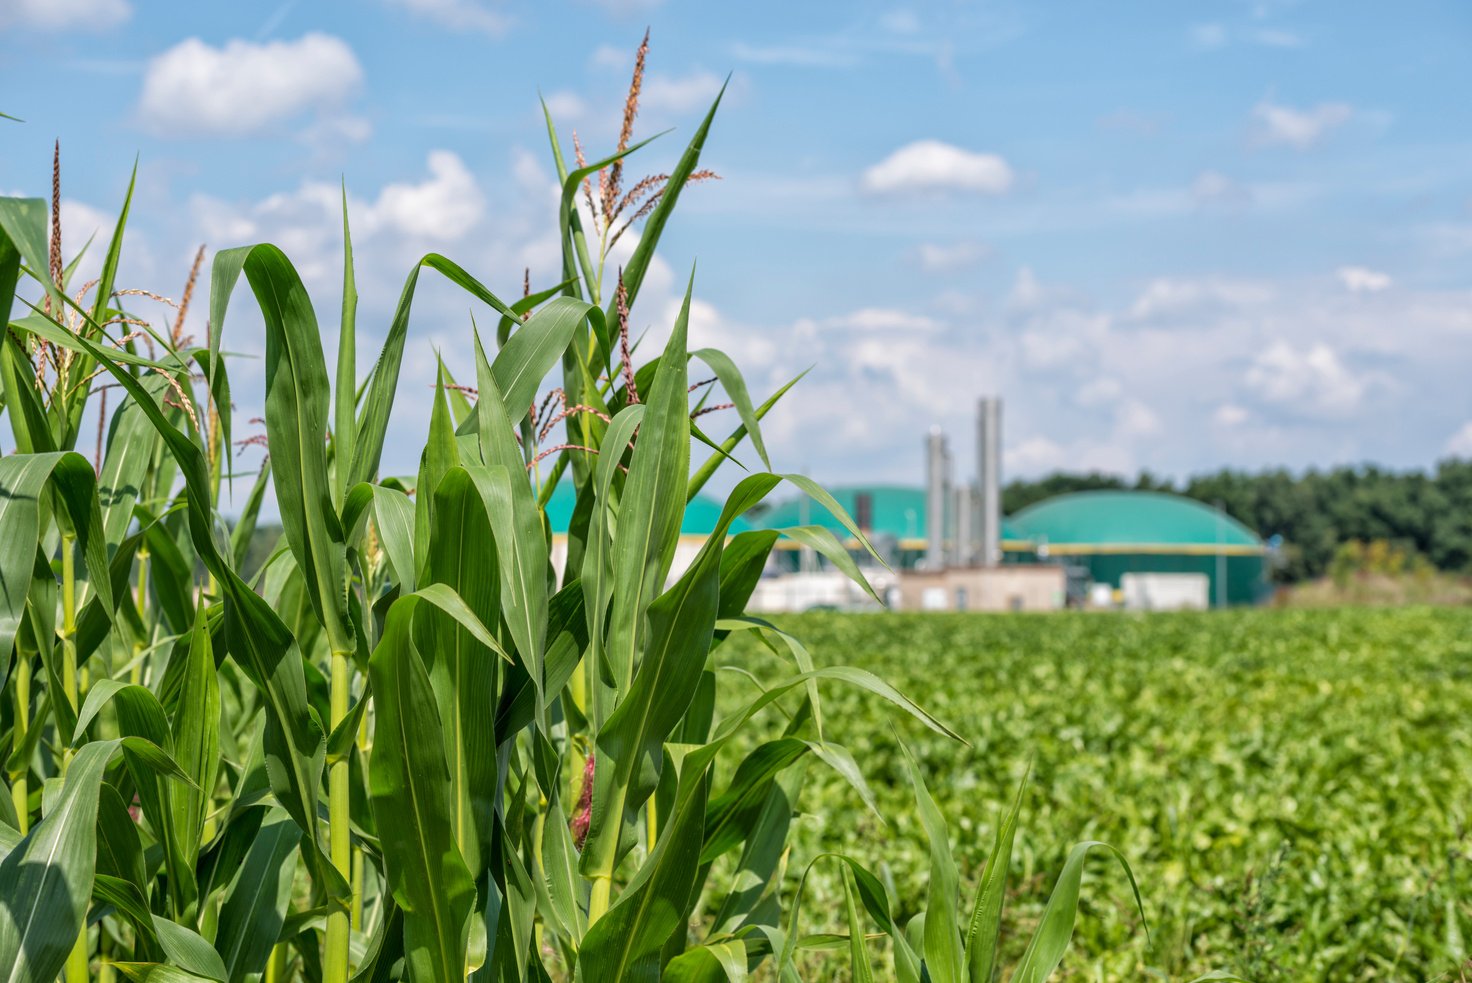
[{"left": 718, "top": 607, "right": 1472, "bottom": 981}]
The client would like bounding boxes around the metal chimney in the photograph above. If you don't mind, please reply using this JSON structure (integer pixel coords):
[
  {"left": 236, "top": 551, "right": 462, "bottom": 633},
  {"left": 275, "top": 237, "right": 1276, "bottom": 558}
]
[
  {"left": 925, "top": 427, "right": 950, "bottom": 569},
  {"left": 977, "top": 397, "right": 1002, "bottom": 566},
  {"left": 952, "top": 483, "right": 973, "bottom": 567}
]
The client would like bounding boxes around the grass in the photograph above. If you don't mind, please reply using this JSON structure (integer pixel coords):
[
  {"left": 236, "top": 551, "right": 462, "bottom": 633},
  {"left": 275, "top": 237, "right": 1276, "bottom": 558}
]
[{"left": 718, "top": 607, "right": 1472, "bottom": 980}]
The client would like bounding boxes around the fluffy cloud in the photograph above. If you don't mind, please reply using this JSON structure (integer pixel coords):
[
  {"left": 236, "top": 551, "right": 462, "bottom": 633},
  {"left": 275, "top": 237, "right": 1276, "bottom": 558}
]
[
  {"left": 862, "top": 140, "right": 1014, "bottom": 196},
  {"left": 139, "top": 34, "right": 363, "bottom": 137},
  {"left": 385, "top": 0, "right": 511, "bottom": 36},
  {"left": 916, "top": 239, "right": 990, "bottom": 272},
  {"left": 367, "top": 151, "right": 485, "bottom": 239},
  {"left": 1244, "top": 341, "right": 1368, "bottom": 416},
  {"left": 1191, "top": 170, "right": 1251, "bottom": 207},
  {"left": 1252, "top": 99, "right": 1353, "bottom": 149},
  {"left": 1128, "top": 277, "right": 1273, "bottom": 320},
  {"left": 1214, "top": 404, "right": 1250, "bottom": 428},
  {"left": 0, "top": 0, "right": 129, "bottom": 30},
  {"left": 640, "top": 71, "right": 726, "bottom": 115},
  {"left": 1336, "top": 265, "right": 1392, "bottom": 293}
]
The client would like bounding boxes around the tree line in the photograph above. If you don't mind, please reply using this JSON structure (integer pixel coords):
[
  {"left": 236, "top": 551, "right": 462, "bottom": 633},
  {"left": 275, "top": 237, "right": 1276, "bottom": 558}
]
[{"left": 1003, "top": 461, "right": 1472, "bottom": 583}]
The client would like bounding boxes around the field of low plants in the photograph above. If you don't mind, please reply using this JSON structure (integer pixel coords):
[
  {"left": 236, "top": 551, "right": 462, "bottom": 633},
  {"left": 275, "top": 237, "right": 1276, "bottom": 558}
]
[{"left": 719, "top": 607, "right": 1472, "bottom": 980}]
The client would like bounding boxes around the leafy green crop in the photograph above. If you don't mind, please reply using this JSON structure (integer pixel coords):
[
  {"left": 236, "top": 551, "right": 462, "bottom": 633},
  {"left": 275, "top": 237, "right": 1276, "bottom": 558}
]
[
  {"left": 0, "top": 37, "right": 1147, "bottom": 983},
  {"left": 720, "top": 608, "right": 1472, "bottom": 980}
]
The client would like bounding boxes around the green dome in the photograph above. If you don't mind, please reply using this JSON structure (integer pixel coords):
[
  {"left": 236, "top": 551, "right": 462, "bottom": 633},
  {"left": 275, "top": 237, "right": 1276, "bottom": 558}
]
[
  {"left": 751, "top": 484, "right": 1026, "bottom": 546},
  {"left": 1010, "top": 491, "right": 1261, "bottom": 552},
  {"left": 542, "top": 483, "right": 748, "bottom": 537}
]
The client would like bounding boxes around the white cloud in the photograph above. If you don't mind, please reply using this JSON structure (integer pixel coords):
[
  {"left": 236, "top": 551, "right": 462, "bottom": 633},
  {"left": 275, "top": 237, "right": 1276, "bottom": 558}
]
[
  {"left": 1214, "top": 403, "right": 1249, "bottom": 427},
  {"left": 139, "top": 34, "right": 362, "bottom": 137},
  {"left": 1191, "top": 170, "right": 1251, "bottom": 207},
  {"left": 879, "top": 9, "right": 922, "bottom": 34},
  {"left": 589, "top": 44, "right": 628, "bottom": 71},
  {"left": 1336, "top": 265, "right": 1391, "bottom": 293},
  {"left": 385, "top": 0, "right": 511, "bottom": 36},
  {"left": 796, "top": 308, "right": 941, "bottom": 335},
  {"left": 862, "top": 140, "right": 1014, "bottom": 196},
  {"left": 1076, "top": 377, "right": 1122, "bottom": 407},
  {"left": 1252, "top": 99, "right": 1352, "bottom": 149},
  {"left": 1128, "top": 277, "right": 1273, "bottom": 319},
  {"left": 542, "top": 91, "right": 587, "bottom": 121},
  {"left": 364, "top": 151, "right": 485, "bottom": 240},
  {"left": 1244, "top": 341, "right": 1368, "bottom": 415},
  {"left": 0, "top": 0, "right": 129, "bottom": 30},
  {"left": 730, "top": 42, "right": 859, "bottom": 69},
  {"left": 1191, "top": 22, "right": 1228, "bottom": 48},
  {"left": 1116, "top": 399, "right": 1162, "bottom": 438},
  {"left": 916, "top": 239, "right": 990, "bottom": 272},
  {"left": 1447, "top": 422, "right": 1472, "bottom": 458},
  {"left": 640, "top": 71, "right": 726, "bottom": 114}
]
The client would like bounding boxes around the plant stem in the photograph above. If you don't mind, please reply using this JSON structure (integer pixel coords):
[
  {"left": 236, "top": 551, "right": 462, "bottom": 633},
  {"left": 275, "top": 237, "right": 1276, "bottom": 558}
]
[
  {"left": 61, "top": 532, "right": 78, "bottom": 714},
  {"left": 324, "top": 648, "right": 352, "bottom": 983},
  {"left": 10, "top": 656, "right": 28, "bottom": 833},
  {"left": 131, "top": 547, "right": 149, "bottom": 685},
  {"left": 588, "top": 875, "right": 612, "bottom": 925}
]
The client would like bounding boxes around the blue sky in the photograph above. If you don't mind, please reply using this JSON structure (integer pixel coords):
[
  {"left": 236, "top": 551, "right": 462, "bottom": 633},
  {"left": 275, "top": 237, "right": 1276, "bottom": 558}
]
[{"left": 3, "top": 0, "right": 1471, "bottom": 495}]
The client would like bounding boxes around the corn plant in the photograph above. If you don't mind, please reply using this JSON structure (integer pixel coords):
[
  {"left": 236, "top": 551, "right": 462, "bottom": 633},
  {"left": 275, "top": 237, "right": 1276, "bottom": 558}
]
[{"left": 0, "top": 36, "right": 1143, "bottom": 983}]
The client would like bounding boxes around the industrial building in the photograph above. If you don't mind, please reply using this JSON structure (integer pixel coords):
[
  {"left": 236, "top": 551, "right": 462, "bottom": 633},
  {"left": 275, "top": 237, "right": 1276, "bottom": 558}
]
[
  {"left": 539, "top": 394, "right": 1270, "bottom": 612},
  {"left": 1009, "top": 491, "right": 1269, "bottom": 607},
  {"left": 744, "top": 395, "right": 1269, "bottom": 612}
]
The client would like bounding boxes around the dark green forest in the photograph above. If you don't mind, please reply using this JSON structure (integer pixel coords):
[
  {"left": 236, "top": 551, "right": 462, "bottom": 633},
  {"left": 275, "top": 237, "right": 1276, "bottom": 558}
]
[{"left": 1005, "top": 460, "right": 1472, "bottom": 583}]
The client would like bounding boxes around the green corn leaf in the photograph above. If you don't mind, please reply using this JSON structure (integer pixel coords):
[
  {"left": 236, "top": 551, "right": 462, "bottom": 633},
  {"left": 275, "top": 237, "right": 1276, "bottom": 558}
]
[
  {"left": 699, "top": 738, "right": 808, "bottom": 864},
  {"left": 898, "top": 739, "right": 963, "bottom": 983},
  {"left": 0, "top": 328, "right": 57, "bottom": 454},
  {"left": 602, "top": 277, "right": 695, "bottom": 702},
  {"left": 413, "top": 365, "right": 462, "bottom": 584},
  {"left": 579, "top": 402, "right": 644, "bottom": 684},
  {"left": 1009, "top": 842, "right": 1148, "bottom": 983},
  {"left": 0, "top": 739, "right": 181, "bottom": 983},
  {"left": 112, "top": 965, "right": 221, "bottom": 983},
  {"left": 0, "top": 452, "right": 114, "bottom": 695},
  {"left": 344, "top": 482, "right": 417, "bottom": 592},
  {"left": 842, "top": 864, "right": 877, "bottom": 983},
  {"left": 150, "top": 916, "right": 228, "bottom": 982},
  {"left": 664, "top": 941, "right": 748, "bottom": 983},
  {"left": 420, "top": 467, "right": 503, "bottom": 878},
  {"left": 32, "top": 313, "right": 336, "bottom": 907},
  {"left": 963, "top": 771, "right": 1027, "bottom": 982},
  {"left": 350, "top": 253, "right": 516, "bottom": 490},
  {"left": 98, "top": 373, "right": 171, "bottom": 547},
  {"left": 167, "top": 603, "right": 221, "bottom": 881},
  {"left": 335, "top": 183, "right": 358, "bottom": 504},
  {"left": 582, "top": 473, "right": 780, "bottom": 877},
  {"left": 368, "top": 593, "right": 477, "bottom": 983},
  {"left": 576, "top": 739, "right": 711, "bottom": 982},
  {"left": 214, "top": 809, "right": 301, "bottom": 983},
  {"left": 692, "top": 348, "right": 769, "bottom": 470},
  {"left": 212, "top": 243, "right": 353, "bottom": 656}
]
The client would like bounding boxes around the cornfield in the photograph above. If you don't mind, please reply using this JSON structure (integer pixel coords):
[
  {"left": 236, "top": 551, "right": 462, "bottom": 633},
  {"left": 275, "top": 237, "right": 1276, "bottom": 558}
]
[{"left": 0, "top": 39, "right": 1154, "bottom": 983}]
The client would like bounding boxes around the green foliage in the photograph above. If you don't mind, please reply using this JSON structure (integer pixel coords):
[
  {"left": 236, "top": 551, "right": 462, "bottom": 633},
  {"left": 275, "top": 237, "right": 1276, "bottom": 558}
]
[
  {"left": 0, "top": 36, "right": 1143, "bottom": 983},
  {"left": 721, "top": 608, "right": 1472, "bottom": 980}
]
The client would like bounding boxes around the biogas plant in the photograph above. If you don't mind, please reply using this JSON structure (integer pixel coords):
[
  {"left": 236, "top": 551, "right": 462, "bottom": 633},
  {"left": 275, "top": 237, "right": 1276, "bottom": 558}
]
[
  {"left": 741, "top": 397, "right": 1271, "bottom": 613},
  {"left": 543, "top": 397, "right": 1272, "bottom": 613}
]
